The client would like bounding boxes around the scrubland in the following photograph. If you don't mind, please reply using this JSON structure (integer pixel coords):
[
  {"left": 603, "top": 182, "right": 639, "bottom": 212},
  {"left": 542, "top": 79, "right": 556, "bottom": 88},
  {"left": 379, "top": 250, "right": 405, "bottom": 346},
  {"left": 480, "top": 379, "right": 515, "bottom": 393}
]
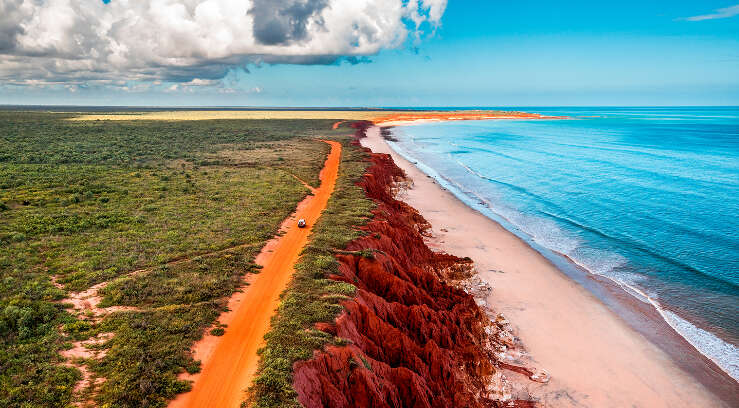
[{"left": 0, "top": 112, "right": 344, "bottom": 407}]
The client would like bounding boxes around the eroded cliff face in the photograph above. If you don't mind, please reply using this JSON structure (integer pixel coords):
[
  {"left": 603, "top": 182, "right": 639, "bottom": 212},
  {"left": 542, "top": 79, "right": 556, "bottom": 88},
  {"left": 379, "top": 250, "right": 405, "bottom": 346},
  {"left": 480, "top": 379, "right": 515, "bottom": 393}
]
[{"left": 293, "top": 124, "right": 533, "bottom": 408}]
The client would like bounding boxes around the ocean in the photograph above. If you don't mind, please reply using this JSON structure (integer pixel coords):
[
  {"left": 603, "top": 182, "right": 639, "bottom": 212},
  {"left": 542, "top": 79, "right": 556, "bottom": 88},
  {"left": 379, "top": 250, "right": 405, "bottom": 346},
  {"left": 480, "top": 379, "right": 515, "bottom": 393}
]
[{"left": 387, "top": 107, "right": 739, "bottom": 380}]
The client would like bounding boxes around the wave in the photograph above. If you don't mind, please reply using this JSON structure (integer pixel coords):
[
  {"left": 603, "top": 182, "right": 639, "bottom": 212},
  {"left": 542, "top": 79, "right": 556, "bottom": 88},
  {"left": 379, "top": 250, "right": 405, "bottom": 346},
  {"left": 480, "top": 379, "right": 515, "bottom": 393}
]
[
  {"left": 450, "top": 159, "right": 583, "bottom": 255},
  {"left": 648, "top": 297, "right": 739, "bottom": 382},
  {"left": 450, "top": 157, "right": 581, "bottom": 226},
  {"left": 608, "top": 274, "right": 739, "bottom": 382},
  {"left": 386, "top": 136, "right": 739, "bottom": 383},
  {"left": 541, "top": 210, "right": 739, "bottom": 289},
  {"left": 445, "top": 144, "right": 739, "bottom": 289}
]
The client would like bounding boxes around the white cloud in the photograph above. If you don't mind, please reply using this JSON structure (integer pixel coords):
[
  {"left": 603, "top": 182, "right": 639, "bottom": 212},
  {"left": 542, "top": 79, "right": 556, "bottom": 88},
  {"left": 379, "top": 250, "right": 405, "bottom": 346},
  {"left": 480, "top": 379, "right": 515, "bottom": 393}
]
[
  {"left": 184, "top": 78, "right": 221, "bottom": 86},
  {"left": 683, "top": 4, "right": 739, "bottom": 21},
  {"left": 0, "top": 0, "right": 446, "bottom": 87}
]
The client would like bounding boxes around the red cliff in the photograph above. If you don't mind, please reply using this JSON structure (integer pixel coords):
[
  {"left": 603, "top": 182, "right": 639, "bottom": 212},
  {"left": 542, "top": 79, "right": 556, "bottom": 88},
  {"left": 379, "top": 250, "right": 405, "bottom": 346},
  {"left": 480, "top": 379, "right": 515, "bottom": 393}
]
[{"left": 293, "top": 123, "right": 535, "bottom": 408}]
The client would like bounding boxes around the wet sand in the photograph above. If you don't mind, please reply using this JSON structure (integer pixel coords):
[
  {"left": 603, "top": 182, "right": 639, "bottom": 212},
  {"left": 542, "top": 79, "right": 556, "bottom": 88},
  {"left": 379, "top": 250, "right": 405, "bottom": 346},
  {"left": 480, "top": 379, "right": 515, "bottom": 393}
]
[
  {"left": 361, "top": 125, "right": 731, "bottom": 408},
  {"left": 170, "top": 141, "right": 342, "bottom": 408}
]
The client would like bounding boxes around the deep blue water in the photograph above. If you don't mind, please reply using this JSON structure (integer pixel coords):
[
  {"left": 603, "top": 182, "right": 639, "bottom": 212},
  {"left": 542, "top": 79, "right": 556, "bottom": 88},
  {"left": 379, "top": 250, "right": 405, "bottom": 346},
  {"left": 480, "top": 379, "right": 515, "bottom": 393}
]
[{"left": 389, "top": 107, "right": 739, "bottom": 379}]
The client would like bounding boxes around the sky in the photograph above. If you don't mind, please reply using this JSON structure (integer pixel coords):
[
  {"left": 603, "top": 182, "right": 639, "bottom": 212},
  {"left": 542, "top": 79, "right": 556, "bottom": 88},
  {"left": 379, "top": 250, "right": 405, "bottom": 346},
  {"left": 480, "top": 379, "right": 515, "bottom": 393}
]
[{"left": 1, "top": 0, "right": 738, "bottom": 106}]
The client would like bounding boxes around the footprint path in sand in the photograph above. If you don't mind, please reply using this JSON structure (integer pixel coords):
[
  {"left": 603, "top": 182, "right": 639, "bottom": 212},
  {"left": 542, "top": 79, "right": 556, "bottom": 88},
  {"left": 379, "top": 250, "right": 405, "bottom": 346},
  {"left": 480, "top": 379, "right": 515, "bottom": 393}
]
[{"left": 170, "top": 140, "right": 341, "bottom": 408}]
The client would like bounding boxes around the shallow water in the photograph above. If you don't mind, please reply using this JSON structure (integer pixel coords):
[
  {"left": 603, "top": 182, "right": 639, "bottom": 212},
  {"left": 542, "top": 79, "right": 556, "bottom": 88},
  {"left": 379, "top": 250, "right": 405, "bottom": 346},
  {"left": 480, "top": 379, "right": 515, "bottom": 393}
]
[{"left": 390, "top": 107, "right": 739, "bottom": 380}]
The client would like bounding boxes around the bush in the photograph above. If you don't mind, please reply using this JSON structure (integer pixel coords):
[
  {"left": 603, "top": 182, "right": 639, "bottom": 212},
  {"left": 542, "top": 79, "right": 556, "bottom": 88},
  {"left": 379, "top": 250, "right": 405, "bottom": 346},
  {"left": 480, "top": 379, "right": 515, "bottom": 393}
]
[
  {"left": 249, "top": 138, "right": 374, "bottom": 407},
  {"left": 0, "top": 111, "right": 349, "bottom": 407}
]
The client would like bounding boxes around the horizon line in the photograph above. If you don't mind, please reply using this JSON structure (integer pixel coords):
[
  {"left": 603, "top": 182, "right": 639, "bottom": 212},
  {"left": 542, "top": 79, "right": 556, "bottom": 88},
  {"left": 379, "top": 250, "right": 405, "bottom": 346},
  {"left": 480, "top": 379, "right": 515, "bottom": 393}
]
[{"left": 2, "top": 104, "right": 739, "bottom": 109}]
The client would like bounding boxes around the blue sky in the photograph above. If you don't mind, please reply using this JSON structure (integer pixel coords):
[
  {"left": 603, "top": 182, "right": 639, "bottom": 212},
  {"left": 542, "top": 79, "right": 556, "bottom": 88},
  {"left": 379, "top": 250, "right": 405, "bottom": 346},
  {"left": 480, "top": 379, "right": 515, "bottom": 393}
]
[{"left": 1, "top": 0, "right": 738, "bottom": 106}]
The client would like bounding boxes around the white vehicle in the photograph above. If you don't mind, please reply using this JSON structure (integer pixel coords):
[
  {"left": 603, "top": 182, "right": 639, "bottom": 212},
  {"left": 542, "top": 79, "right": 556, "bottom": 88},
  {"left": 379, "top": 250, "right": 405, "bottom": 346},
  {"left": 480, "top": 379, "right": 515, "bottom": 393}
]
[{"left": 297, "top": 218, "right": 307, "bottom": 228}]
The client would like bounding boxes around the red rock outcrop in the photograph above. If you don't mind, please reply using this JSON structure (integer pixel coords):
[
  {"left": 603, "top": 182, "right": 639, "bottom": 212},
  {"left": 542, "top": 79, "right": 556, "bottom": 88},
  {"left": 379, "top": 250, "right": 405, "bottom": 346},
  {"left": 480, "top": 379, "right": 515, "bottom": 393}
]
[{"left": 293, "top": 123, "right": 534, "bottom": 408}]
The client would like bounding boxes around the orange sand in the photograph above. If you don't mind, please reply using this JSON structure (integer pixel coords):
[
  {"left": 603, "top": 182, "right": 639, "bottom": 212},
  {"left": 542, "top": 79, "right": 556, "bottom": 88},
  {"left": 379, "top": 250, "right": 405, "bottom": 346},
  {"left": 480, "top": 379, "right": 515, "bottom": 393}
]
[{"left": 170, "top": 140, "right": 341, "bottom": 408}]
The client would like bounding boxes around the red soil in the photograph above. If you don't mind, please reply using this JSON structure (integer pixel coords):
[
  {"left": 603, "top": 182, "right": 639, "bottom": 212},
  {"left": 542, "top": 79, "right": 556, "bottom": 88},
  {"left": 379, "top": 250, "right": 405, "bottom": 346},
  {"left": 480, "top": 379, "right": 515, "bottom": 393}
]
[
  {"left": 170, "top": 140, "right": 342, "bottom": 408},
  {"left": 292, "top": 123, "right": 535, "bottom": 407}
]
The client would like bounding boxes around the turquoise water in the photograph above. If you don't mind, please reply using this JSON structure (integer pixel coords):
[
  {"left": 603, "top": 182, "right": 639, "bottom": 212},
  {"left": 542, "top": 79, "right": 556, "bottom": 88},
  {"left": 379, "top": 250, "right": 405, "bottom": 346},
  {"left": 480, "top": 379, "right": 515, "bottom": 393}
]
[{"left": 389, "top": 107, "right": 739, "bottom": 379}]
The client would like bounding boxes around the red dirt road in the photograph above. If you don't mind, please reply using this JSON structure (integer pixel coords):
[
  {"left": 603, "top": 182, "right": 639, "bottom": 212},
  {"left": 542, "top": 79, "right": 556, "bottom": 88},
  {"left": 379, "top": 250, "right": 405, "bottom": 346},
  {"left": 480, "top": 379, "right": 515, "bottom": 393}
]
[{"left": 170, "top": 140, "right": 342, "bottom": 408}]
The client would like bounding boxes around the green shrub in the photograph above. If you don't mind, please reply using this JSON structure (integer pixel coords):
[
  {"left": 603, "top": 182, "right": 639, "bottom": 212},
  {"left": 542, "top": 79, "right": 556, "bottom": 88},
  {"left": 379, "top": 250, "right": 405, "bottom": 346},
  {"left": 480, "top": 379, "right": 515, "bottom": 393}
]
[
  {"left": 0, "top": 111, "right": 349, "bottom": 408},
  {"left": 249, "top": 137, "right": 374, "bottom": 408}
]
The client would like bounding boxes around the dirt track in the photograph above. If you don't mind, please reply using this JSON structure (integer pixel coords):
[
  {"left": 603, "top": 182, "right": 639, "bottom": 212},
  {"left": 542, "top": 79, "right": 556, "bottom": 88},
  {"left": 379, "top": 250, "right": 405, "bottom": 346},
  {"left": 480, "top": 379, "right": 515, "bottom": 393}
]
[{"left": 170, "top": 140, "right": 341, "bottom": 408}]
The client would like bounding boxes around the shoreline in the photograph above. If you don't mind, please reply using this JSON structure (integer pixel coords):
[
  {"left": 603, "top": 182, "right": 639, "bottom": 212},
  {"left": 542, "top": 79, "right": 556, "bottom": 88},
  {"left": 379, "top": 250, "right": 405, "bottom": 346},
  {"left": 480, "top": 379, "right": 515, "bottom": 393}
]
[
  {"left": 361, "top": 125, "right": 736, "bottom": 407},
  {"left": 378, "top": 118, "right": 739, "bottom": 391},
  {"left": 380, "top": 117, "right": 739, "bottom": 382}
]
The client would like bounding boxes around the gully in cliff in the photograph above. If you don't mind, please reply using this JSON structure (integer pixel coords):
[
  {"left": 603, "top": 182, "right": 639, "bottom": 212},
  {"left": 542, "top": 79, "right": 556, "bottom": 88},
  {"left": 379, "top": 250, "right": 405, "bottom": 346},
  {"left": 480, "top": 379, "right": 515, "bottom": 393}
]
[{"left": 292, "top": 122, "right": 547, "bottom": 408}]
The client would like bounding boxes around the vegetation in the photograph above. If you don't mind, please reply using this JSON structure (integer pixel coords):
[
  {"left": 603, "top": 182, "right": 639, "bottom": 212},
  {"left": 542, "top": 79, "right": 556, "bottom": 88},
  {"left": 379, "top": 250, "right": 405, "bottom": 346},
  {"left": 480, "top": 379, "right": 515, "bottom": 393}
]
[
  {"left": 67, "top": 110, "right": 414, "bottom": 122},
  {"left": 0, "top": 111, "right": 346, "bottom": 407},
  {"left": 248, "top": 131, "right": 375, "bottom": 407}
]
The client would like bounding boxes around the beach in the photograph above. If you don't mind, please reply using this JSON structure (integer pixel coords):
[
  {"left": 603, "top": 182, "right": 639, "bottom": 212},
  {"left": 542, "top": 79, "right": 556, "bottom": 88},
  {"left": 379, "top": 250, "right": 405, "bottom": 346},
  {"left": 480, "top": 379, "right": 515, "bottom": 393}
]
[{"left": 361, "top": 125, "right": 732, "bottom": 407}]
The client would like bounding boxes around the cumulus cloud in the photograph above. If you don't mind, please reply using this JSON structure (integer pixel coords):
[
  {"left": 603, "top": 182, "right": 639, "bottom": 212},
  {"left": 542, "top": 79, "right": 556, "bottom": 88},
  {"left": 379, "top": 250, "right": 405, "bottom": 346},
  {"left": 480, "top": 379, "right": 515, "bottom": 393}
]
[
  {"left": 683, "top": 4, "right": 739, "bottom": 21},
  {"left": 0, "top": 0, "right": 447, "bottom": 87},
  {"left": 250, "top": 0, "right": 329, "bottom": 45}
]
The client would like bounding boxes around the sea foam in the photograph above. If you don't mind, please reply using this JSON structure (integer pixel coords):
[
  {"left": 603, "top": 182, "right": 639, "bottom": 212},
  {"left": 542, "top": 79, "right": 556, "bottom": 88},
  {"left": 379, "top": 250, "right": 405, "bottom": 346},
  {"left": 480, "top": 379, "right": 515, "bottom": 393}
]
[
  {"left": 387, "top": 108, "right": 739, "bottom": 382},
  {"left": 660, "top": 309, "right": 739, "bottom": 381}
]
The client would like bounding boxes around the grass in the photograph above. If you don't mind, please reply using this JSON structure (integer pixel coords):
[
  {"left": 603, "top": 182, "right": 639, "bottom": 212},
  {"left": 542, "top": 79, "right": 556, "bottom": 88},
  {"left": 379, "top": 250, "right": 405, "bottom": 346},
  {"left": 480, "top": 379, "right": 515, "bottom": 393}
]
[
  {"left": 0, "top": 113, "right": 332, "bottom": 166},
  {"left": 0, "top": 111, "right": 346, "bottom": 407},
  {"left": 248, "top": 132, "right": 376, "bottom": 407}
]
